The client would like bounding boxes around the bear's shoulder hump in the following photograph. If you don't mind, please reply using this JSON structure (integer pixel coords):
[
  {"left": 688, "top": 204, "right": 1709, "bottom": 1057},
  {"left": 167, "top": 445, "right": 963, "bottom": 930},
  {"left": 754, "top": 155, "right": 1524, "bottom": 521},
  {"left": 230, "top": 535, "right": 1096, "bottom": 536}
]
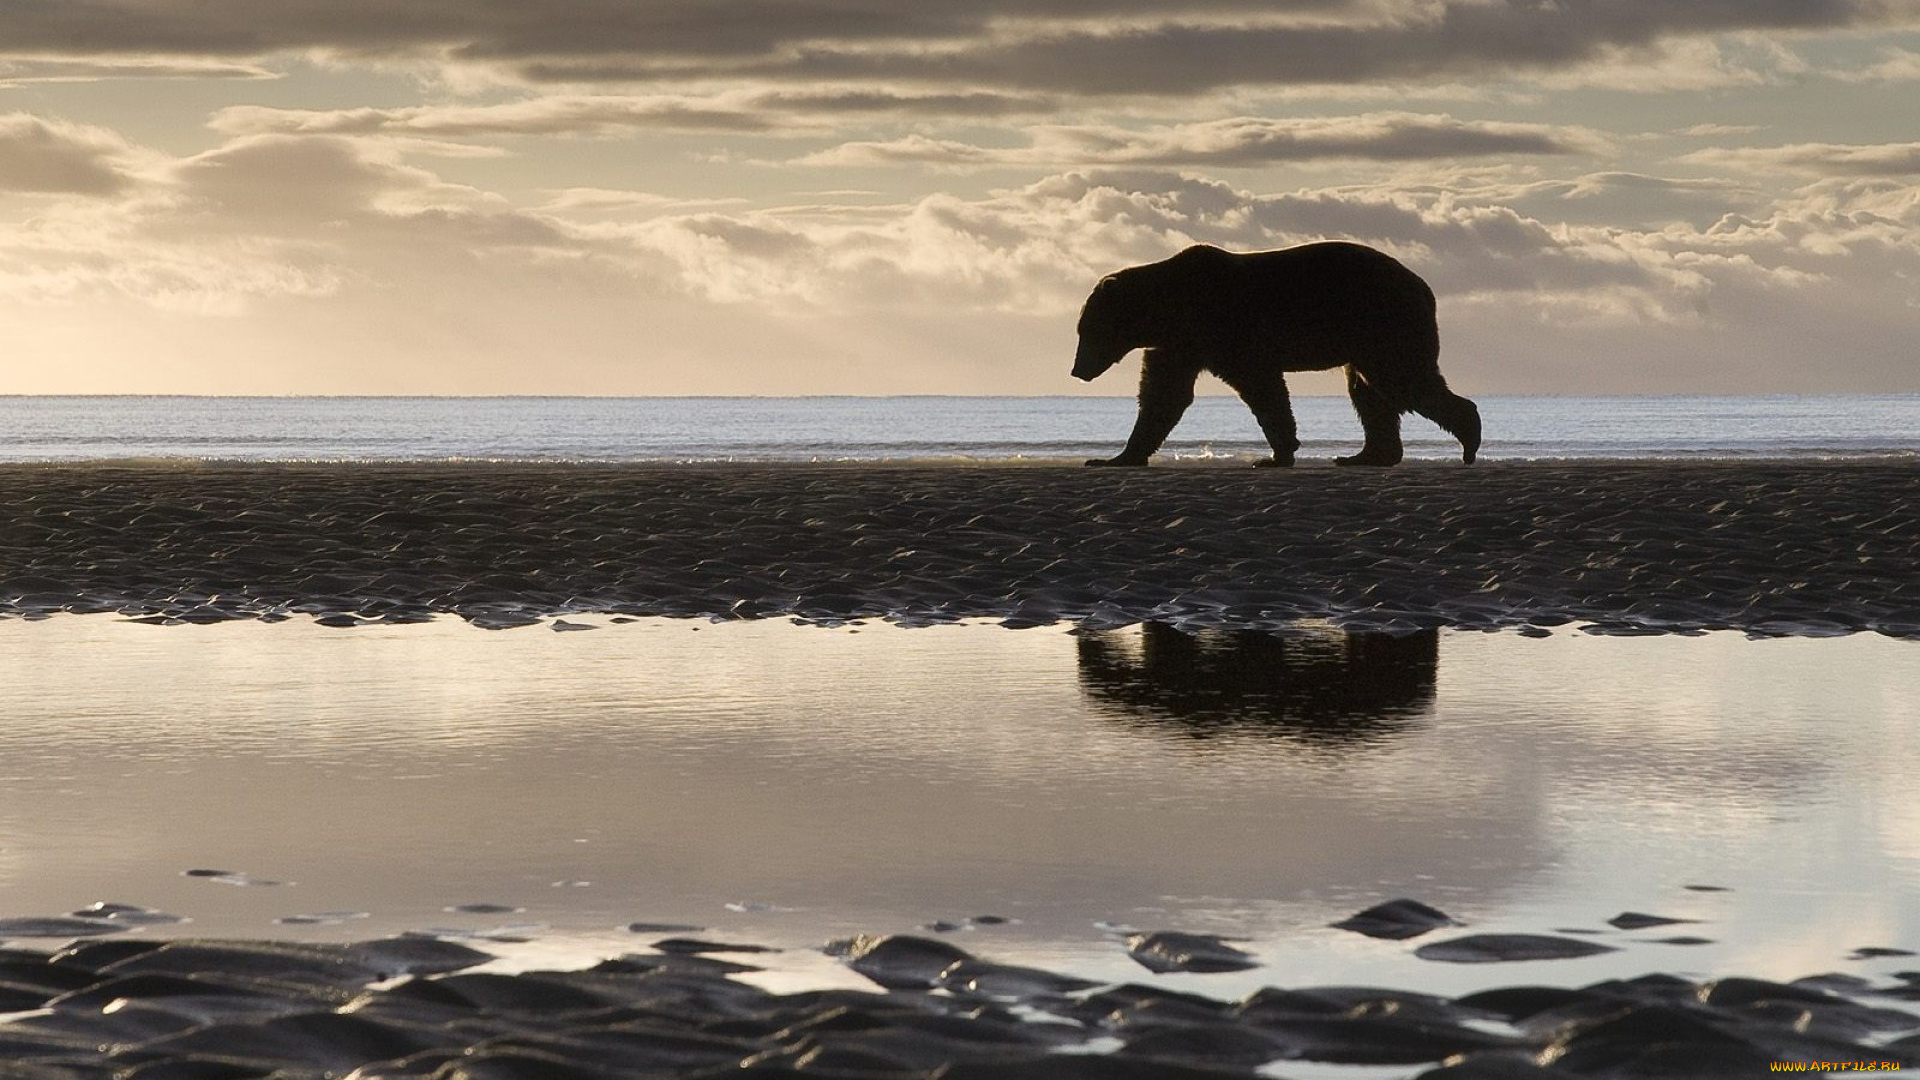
[{"left": 1169, "top": 243, "right": 1233, "bottom": 263}]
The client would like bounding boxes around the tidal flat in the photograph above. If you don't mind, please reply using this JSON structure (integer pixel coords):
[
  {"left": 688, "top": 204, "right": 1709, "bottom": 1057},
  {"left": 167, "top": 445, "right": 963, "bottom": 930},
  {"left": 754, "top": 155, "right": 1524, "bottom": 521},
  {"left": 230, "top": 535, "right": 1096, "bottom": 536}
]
[{"left": 3, "top": 461, "right": 1919, "bottom": 1075}]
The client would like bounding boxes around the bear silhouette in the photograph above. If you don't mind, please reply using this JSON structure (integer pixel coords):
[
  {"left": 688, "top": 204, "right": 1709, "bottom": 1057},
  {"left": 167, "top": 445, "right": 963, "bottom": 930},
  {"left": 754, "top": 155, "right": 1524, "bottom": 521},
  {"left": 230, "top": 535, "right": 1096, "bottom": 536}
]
[
  {"left": 1075, "top": 623, "right": 1437, "bottom": 748},
  {"left": 1071, "top": 242, "right": 1481, "bottom": 467}
]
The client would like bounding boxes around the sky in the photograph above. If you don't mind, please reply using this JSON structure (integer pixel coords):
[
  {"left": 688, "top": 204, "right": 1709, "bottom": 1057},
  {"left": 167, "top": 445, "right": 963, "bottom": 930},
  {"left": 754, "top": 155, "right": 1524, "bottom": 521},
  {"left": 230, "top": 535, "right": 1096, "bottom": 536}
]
[{"left": 2, "top": 1, "right": 1919, "bottom": 396}]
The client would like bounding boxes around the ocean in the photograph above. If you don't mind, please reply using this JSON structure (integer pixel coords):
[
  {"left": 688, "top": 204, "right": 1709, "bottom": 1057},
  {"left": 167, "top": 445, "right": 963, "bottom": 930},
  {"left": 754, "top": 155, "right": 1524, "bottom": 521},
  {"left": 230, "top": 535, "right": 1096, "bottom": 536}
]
[{"left": 3, "top": 393, "right": 1916, "bottom": 463}]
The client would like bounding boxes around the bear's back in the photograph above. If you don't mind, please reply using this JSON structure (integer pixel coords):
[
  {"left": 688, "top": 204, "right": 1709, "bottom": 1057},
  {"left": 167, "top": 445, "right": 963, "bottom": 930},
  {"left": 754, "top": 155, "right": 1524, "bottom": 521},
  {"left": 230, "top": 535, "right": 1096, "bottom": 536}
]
[
  {"left": 1238, "top": 241, "right": 1420, "bottom": 281},
  {"left": 1150, "top": 241, "right": 1424, "bottom": 291},
  {"left": 1232, "top": 242, "right": 1432, "bottom": 315}
]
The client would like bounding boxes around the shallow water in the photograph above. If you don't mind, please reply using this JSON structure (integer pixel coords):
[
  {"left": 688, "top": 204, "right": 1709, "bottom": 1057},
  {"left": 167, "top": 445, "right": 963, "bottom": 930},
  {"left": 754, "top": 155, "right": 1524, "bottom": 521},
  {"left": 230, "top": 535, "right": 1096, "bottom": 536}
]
[
  {"left": 4, "top": 393, "right": 1918, "bottom": 462},
  {"left": 0, "top": 616, "right": 1915, "bottom": 1001}
]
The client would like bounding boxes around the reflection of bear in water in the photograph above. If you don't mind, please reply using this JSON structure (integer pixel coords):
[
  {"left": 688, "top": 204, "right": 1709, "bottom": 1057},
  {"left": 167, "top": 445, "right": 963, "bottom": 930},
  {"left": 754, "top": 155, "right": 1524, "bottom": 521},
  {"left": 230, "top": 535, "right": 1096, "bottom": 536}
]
[
  {"left": 1072, "top": 242, "right": 1481, "bottom": 468},
  {"left": 1074, "top": 623, "right": 1438, "bottom": 747}
]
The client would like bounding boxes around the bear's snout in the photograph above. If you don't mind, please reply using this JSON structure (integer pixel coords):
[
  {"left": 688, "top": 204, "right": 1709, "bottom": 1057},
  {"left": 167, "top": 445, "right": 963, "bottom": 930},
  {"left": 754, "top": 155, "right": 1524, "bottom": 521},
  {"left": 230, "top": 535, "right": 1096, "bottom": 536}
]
[{"left": 1071, "top": 345, "right": 1125, "bottom": 382}]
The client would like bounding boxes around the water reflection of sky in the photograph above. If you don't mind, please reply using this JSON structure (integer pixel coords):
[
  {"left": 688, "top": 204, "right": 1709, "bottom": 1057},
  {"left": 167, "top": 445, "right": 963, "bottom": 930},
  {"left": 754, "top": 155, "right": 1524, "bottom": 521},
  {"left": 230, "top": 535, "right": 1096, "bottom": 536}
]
[{"left": 0, "top": 616, "right": 1913, "bottom": 997}]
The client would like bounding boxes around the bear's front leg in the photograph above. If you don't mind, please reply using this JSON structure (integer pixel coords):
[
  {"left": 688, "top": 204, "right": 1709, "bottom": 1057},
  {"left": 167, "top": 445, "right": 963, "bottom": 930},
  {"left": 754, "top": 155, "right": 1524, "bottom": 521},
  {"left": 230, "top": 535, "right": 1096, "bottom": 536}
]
[{"left": 1087, "top": 350, "right": 1200, "bottom": 467}]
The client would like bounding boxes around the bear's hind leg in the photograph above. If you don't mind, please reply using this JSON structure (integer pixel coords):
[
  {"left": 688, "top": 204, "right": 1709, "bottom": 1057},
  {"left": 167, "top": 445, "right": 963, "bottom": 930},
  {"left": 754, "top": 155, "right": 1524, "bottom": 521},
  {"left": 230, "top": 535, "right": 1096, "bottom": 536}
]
[
  {"left": 1337, "top": 367, "right": 1403, "bottom": 467},
  {"left": 1218, "top": 370, "right": 1300, "bottom": 468},
  {"left": 1088, "top": 349, "right": 1201, "bottom": 467},
  {"left": 1410, "top": 388, "right": 1482, "bottom": 464}
]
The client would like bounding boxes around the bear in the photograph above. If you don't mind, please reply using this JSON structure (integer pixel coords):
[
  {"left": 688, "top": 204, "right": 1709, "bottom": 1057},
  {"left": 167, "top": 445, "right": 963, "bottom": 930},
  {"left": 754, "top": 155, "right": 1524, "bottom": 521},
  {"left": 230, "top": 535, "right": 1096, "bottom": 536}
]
[{"left": 1070, "top": 242, "right": 1481, "bottom": 467}]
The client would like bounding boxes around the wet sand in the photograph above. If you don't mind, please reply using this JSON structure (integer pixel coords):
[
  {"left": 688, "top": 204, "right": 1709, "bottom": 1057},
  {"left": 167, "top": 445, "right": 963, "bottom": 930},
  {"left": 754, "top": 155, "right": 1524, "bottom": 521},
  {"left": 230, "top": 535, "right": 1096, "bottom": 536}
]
[
  {"left": 0, "top": 929, "right": 1914, "bottom": 1077},
  {"left": 3, "top": 461, "right": 1917, "bottom": 635}
]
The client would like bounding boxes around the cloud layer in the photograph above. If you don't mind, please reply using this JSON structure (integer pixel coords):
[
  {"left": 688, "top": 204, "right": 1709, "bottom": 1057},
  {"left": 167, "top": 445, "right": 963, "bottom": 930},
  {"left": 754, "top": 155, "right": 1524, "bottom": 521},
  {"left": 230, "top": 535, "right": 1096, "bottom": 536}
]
[
  {"left": 4, "top": 0, "right": 1916, "bottom": 94},
  {"left": 208, "top": 90, "right": 1063, "bottom": 141},
  {"left": 211, "top": 101, "right": 1608, "bottom": 169},
  {"left": 1682, "top": 141, "right": 1920, "bottom": 176},
  {"left": 800, "top": 114, "right": 1611, "bottom": 169},
  {"left": 7, "top": 109, "right": 1918, "bottom": 393}
]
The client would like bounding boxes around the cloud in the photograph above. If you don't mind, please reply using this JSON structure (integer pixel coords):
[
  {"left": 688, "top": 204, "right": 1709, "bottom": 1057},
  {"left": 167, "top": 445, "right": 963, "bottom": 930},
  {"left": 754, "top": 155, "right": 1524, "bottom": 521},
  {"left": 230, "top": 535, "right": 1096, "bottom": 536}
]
[
  {"left": 515, "top": 2, "right": 1918, "bottom": 94},
  {"left": 0, "top": 113, "right": 140, "bottom": 195},
  {"left": 0, "top": 1, "right": 1912, "bottom": 96},
  {"left": 1, "top": 130, "right": 582, "bottom": 315},
  {"left": 761, "top": 89, "right": 1059, "bottom": 117},
  {"left": 208, "top": 89, "right": 1059, "bottom": 141},
  {"left": 1681, "top": 141, "right": 1920, "bottom": 176},
  {"left": 168, "top": 135, "right": 474, "bottom": 221},
  {"left": 211, "top": 97, "right": 783, "bottom": 138},
  {"left": 1433, "top": 171, "right": 1768, "bottom": 229},
  {"left": 0, "top": 54, "right": 274, "bottom": 84},
  {"left": 1673, "top": 123, "right": 1764, "bottom": 137},
  {"left": 1828, "top": 45, "right": 1920, "bottom": 81},
  {"left": 796, "top": 134, "right": 1005, "bottom": 169},
  {"left": 798, "top": 113, "right": 1611, "bottom": 169},
  {"left": 0, "top": 3, "right": 1401, "bottom": 67},
  {"left": 536, "top": 188, "right": 751, "bottom": 213}
]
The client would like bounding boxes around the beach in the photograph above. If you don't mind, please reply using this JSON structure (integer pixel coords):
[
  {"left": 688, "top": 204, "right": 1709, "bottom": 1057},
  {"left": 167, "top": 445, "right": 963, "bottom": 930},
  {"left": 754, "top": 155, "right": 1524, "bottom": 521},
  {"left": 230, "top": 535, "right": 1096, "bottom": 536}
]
[
  {"left": 4, "top": 460, "right": 1919, "bottom": 1078},
  {"left": 4, "top": 461, "right": 1917, "bottom": 636}
]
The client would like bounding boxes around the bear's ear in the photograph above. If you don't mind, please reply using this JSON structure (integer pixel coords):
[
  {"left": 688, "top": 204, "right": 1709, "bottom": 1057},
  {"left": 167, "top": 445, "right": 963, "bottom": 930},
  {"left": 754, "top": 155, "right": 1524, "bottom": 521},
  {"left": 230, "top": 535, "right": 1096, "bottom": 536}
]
[
  {"left": 1081, "top": 274, "right": 1119, "bottom": 312},
  {"left": 1079, "top": 275, "right": 1114, "bottom": 329}
]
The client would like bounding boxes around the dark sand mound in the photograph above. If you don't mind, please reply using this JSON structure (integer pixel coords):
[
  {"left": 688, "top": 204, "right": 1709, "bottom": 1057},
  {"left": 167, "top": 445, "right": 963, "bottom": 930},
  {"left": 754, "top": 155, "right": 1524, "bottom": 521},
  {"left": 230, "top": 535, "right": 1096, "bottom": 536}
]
[
  {"left": 2, "top": 462, "right": 1916, "bottom": 636},
  {"left": 0, "top": 933, "right": 1913, "bottom": 1077}
]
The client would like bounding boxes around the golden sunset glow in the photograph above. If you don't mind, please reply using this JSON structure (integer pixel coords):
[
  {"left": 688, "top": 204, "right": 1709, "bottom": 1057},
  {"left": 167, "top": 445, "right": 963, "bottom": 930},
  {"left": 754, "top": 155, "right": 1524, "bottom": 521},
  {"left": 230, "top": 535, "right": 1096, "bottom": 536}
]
[{"left": 4, "top": 2, "right": 1919, "bottom": 395}]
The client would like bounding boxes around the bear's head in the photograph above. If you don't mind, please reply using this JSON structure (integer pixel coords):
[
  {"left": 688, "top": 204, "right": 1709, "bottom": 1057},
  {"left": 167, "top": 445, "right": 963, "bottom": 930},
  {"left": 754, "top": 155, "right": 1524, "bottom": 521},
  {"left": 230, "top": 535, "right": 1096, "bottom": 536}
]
[{"left": 1071, "top": 274, "right": 1144, "bottom": 382}]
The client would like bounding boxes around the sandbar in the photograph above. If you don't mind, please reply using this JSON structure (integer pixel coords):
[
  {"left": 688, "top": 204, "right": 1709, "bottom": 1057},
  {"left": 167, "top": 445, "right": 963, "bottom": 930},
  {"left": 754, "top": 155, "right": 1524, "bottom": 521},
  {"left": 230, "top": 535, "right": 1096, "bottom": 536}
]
[{"left": 2, "top": 461, "right": 1914, "bottom": 636}]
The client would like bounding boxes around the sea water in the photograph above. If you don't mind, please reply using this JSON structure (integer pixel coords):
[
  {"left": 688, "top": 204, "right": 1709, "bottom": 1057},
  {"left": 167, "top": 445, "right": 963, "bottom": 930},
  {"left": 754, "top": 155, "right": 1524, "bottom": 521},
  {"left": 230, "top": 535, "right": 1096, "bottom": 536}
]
[{"left": 2, "top": 394, "right": 1916, "bottom": 463}]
